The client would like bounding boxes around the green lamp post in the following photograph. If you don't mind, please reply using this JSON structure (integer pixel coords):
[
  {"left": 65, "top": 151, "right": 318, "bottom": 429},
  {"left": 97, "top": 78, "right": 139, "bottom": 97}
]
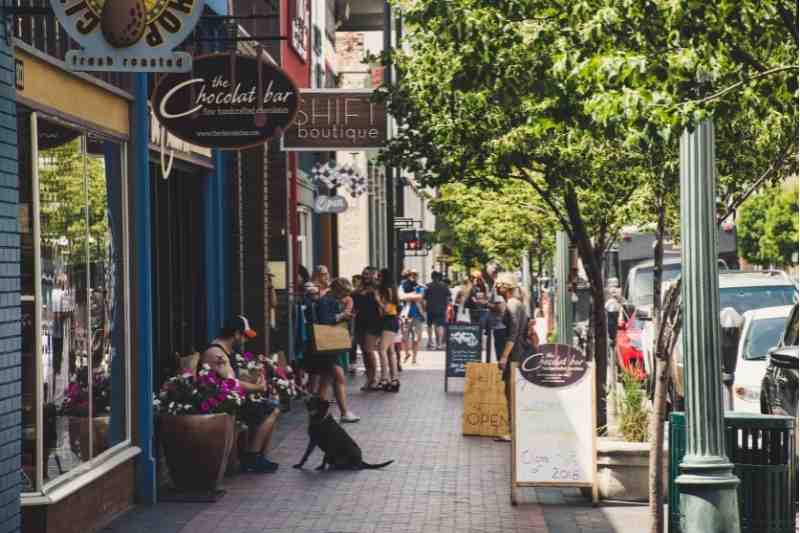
[
  {"left": 555, "top": 231, "right": 571, "bottom": 345},
  {"left": 675, "top": 120, "right": 740, "bottom": 532}
]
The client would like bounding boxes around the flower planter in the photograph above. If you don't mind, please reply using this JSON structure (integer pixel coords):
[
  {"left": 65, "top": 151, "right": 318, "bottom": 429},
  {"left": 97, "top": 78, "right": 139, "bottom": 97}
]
[
  {"left": 596, "top": 437, "right": 667, "bottom": 501},
  {"left": 68, "top": 416, "right": 111, "bottom": 461},
  {"left": 159, "top": 413, "right": 235, "bottom": 493}
]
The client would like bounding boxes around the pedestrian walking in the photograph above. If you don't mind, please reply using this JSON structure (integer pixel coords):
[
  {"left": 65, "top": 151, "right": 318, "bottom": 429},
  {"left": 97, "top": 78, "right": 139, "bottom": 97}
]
[
  {"left": 312, "top": 265, "right": 331, "bottom": 295},
  {"left": 453, "top": 276, "right": 472, "bottom": 323},
  {"left": 377, "top": 268, "right": 401, "bottom": 391},
  {"left": 495, "top": 273, "right": 529, "bottom": 443},
  {"left": 353, "top": 266, "right": 382, "bottom": 390},
  {"left": 424, "top": 271, "right": 450, "bottom": 349},
  {"left": 399, "top": 269, "right": 426, "bottom": 364},
  {"left": 485, "top": 261, "right": 507, "bottom": 363},
  {"left": 316, "top": 278, "right": 361, "bottom": 423},
  {"left": 348, "top": 274, "right": 362, "bottom": 373}
]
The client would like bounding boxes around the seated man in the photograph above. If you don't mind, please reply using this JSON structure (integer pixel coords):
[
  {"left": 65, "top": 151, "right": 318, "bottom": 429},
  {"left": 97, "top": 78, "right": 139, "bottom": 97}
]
[{"left": 201, "top": 315, "right": 281, "bottom": 474}]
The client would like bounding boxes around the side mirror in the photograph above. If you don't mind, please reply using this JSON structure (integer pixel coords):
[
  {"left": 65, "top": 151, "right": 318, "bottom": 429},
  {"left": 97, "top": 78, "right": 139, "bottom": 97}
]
[{"left": 635, "top": 307, "right": 652, "bottom": 321}]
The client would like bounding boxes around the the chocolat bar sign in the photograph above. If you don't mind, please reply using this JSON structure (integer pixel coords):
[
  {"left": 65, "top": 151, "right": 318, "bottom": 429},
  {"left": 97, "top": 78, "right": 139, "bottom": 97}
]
[
  {"left": 52, "top": 0, "right": 204, "bottom": 72},
  {"left": 520, "top": 344, "right": 589, "bottom": 388},
  {"left": 152, "top": 54, "right": 300, "bottom": 150}
]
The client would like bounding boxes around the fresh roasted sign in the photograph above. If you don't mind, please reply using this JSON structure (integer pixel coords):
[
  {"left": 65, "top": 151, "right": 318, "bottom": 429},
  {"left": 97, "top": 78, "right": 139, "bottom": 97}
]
[
  {"left": 152, "top": 54, "right": 300, "bottom": 150},
  {"left": 53, "top": 0, "right": 204, "bottom": 72},
  {"left": 282, "top": 90, "right": 387, "bottom": 151}
]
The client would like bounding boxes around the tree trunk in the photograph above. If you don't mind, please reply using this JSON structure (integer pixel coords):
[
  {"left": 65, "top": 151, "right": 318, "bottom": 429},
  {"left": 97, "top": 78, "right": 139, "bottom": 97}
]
[
  {"left": 563, "top": 187, "right": 608, "bottom": 429},
  {"left": 649, "top": 197, "right": 667, "bottom": 533}
]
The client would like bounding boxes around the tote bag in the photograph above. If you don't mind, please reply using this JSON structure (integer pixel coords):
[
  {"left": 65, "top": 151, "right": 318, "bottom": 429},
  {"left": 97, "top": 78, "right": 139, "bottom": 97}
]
[{"left": 310, "top": 323, "right": 352, "bottom": 356}]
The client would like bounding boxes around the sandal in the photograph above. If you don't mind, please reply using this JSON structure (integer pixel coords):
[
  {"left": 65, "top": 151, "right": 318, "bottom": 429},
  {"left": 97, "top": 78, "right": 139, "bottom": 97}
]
[
  {"left": 378, "top": 379, "right": 390, "bottom": 391},
  {"left": 389, "top": 379, "right": 400, "bottom": 393},
  {"left": 361, "top": 382, "right": 382, "bottom": 392}
]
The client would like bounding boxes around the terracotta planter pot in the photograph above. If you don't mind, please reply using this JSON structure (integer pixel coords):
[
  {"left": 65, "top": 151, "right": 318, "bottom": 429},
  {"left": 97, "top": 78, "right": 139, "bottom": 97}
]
[
  {"left": 68, "top": 416, "right": 111, "bottom": 461},
  {"left": 160, "top": 414, "right": 235, "bottom": 493}
]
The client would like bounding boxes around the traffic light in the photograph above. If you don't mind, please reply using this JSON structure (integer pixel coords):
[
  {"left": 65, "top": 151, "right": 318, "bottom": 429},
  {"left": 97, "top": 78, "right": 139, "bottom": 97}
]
[{"left": 398, "top": 230, "right": 434, "bottom": 253}]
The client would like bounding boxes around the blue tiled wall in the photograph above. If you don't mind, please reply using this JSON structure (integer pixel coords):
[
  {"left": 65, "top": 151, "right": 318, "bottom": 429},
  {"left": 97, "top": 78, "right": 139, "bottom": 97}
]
[{"left": 0, "top": 14, "right": 20, "bottom": 533}]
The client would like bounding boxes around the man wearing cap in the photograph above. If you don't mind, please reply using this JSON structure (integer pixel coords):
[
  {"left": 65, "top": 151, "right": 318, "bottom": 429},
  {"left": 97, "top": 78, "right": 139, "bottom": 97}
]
[
  {"left": 495, "top": 273, "right": 529, "bottom": 443},
  {"left": 399, "top": 269, "right": 425, "bottom": 364},
  {"left": 201, "top": 315, "right": 281, "bottom": 473}
]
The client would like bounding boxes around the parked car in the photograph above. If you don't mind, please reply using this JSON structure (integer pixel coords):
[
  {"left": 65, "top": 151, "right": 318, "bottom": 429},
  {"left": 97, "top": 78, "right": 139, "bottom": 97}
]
[
  {"left": 654, "top": 271, "right": 797, "bottom": 410},
  {"left": 616, "top": 308, "right": 647, "bottom": 381},
  {"left": 732, "top": 305, "right": 793, "bottom": 413},
  {"left": 761, "top": 304, "right": 799, "bottom": 417},
  {"left": 624, "top": 258, "right": 682, "bottom": 308}
]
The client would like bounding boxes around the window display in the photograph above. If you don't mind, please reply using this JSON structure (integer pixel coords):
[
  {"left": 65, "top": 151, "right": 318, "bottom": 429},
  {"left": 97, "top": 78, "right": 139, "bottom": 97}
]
[{"left": 20, "top": 111, "right": 129, "bottom": 494}]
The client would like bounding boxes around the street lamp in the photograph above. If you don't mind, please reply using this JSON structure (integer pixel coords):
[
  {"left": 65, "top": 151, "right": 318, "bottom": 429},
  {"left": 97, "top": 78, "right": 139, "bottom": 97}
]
[{"left": 676, "top": 120, "right": 740, "bottom": 532}]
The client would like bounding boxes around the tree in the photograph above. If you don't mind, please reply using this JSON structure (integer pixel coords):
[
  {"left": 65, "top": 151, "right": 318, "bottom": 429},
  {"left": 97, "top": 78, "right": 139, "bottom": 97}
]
[
  {"left": 739, "top": 186, "right": 799, "bottom": 267},
  {"left": 430, "top": 181, "right": 557, "bottom": 271},
  {"left": 738, "top": 190, "right": 774, "bottom": 267},
  {"left": 378, "top": 0, "right": 654, "bottom": 429},
  {"left": 761, "top": 186, "right": 799, "bottom": 266}
]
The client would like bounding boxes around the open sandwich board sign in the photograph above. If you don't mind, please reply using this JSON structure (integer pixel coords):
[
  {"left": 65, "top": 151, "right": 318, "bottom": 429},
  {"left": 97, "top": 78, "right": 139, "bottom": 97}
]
[
  {"left": 444, "top": 324, "right": 483, "bottom": 391},
  {"left": 510, "top": 344, "right": 598, "bottom": 505}
]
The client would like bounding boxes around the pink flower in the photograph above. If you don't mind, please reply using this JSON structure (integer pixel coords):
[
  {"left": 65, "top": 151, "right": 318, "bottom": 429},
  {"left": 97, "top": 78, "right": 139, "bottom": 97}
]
[
  {"left": 244, "top": 352, "right": 254, "bottom": 361},
  {"left": 200, "top": 401, "right": 210, "bottom": 413},
  {"left": 216, "top": 392, "right": 227, "bottom": 402}
]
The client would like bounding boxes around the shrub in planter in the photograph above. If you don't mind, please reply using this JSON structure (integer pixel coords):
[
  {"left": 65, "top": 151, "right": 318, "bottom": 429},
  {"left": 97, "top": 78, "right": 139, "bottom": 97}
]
[
  {"left": 597, "top": 373, "right": 656, "bottom": 501},
  {"left": 154, "top": 366, "right": 244, "bottom": 493},
  {"left": 60, "top": 367, "right": 112, "bottom": 460}
]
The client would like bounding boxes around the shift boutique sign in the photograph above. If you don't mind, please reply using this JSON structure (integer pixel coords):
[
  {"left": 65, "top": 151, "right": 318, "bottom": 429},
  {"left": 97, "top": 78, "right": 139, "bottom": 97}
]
[
  {"left": 51, "top": 0, "right": 205, "bottom": 71},
  {"left": 152, "top": 54, "right": 300, "bottom": 149},
  {"left": 282, "top": 90, "right": 388, "bottom": 151}
]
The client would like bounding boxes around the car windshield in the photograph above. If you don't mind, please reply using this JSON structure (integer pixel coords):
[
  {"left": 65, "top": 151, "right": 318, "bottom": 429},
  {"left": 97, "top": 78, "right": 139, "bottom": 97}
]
[
  {"left": 719, "top": 286, "right": 798, "bottom": 315},
  {"left": 743, "top": 317, "right": 787, "bottom": 360},
  {"left": 629, "top": 264, "right": 682, "bottom": 306}
]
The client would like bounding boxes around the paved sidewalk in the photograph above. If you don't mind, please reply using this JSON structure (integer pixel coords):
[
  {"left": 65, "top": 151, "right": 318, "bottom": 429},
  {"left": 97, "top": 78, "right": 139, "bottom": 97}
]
[{"left": 103, "top": 351, "right": 650, "bottom": 533}]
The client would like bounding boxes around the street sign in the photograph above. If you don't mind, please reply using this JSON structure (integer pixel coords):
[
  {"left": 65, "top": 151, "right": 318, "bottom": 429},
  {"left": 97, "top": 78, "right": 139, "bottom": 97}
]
[
  {"left": 313, "top": 195, "right": 348, "bottom": 214},
  {"left": 151, "top": 54, "right": 299, "bottom": 149},
  {"left": 52, "top": 0, "right": 205, "bottom": 72},
  {"left": 511, "top": 344, "right": 598, "bottom": 504},
  {"left": 282, "top": 89, "right": 387, "bottom": 151},
  {"left": 445, "top": 324, "right": 482, "bottom": 391}
]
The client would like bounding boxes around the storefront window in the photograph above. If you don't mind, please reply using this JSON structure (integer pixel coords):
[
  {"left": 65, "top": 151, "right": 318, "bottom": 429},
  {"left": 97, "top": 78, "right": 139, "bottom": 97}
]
[{"left": 20, "top": 112, "right": 130, "bottom": 495}]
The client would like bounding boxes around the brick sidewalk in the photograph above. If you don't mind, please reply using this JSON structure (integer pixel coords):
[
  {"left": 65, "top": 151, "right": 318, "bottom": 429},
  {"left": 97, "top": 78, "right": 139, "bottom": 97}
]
[{"left": 103, "top": 351, "right": 650, "bottom": 533}]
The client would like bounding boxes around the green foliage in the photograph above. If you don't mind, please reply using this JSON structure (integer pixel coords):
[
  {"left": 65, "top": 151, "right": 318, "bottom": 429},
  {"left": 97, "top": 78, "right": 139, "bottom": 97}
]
[
  {"left": 738, "top": 190, "right": 773, "bottom": 266},
  {"left": 430, "top": 181, "right": 557, "bottom": 270},
  {"left": 738, "top": 186, "right": 799, "bottom": 267},
  {"left": 614, "top": 373, "right": 650, "bottom": 443},
  {"left": 39, "top": 139, "right": 109, "bottom": 265}
]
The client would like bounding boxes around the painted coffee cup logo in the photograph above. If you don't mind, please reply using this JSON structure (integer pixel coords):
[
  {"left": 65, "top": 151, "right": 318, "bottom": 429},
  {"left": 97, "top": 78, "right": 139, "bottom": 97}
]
[
  {"left": 152, "top": 54, "right": 300, "bottom": 150},
  {"left": 52, "top": 0, "right": 203, "bottom": 71},
  {"left": 520, "top": 344, "right": 588, "bottom": 388}
]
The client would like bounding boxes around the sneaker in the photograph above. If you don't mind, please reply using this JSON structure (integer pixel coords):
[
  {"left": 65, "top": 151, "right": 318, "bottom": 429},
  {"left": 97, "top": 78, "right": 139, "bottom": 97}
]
[
  {"left": 426, "top": 342, "right": 435, "bottom": 350},
  {"left": 340, "top": 412, "right": 361, "bottom": 423},
  {"left": 242, "top": 453, "right": 278, "bottom": 473}
]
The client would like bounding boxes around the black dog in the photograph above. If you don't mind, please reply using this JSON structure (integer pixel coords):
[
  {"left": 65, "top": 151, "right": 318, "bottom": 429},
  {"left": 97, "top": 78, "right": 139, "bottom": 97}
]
[{"left": 293, "top": 396, "right": 393, "bottom": 471}]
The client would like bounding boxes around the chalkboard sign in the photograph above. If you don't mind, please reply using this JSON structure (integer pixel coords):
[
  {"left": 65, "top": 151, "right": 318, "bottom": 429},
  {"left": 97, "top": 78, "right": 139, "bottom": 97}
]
[
  {"left": 445, "top": 324, "right": 483, "bottom": 390},
  {"left": 511, "top": 344, "right": 597, "bottom": 504}
]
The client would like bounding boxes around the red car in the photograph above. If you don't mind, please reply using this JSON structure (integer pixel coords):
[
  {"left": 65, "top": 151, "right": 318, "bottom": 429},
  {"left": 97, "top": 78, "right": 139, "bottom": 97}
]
[{"left": 616, "top": 311, "right": 647, "bottom": 381}]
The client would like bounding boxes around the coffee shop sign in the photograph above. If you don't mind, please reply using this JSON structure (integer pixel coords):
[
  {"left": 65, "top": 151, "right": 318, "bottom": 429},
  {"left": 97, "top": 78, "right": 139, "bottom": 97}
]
[{"left": 51, "top": 0, "right": 205, "bottom": 72}]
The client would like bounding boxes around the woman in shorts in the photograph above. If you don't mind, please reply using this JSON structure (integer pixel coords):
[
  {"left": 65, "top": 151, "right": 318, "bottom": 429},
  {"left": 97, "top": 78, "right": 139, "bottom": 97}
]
[{"left": 377, "top": 268, "right": 401, "bottom": 392}]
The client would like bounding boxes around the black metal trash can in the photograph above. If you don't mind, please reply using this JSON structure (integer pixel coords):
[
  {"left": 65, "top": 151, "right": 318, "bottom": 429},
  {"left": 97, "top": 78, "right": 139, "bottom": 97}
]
[{"left": 669, "top": 412, "right": 797, "bottom": 533}]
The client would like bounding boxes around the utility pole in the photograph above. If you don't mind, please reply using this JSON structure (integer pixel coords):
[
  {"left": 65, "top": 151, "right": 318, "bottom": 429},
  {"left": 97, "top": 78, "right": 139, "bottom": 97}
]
[
  {"left": 383, "top": 0, "right": 396, "bottom": 280},
  {"left": 555, "top": 231, "right": 571, "bottom": 345},
  {"left": 393, "top": 13, "right": 404, "bottom": 282},
  {"left": 675, "top": 120, "right": 740, "bottom": 532}
]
